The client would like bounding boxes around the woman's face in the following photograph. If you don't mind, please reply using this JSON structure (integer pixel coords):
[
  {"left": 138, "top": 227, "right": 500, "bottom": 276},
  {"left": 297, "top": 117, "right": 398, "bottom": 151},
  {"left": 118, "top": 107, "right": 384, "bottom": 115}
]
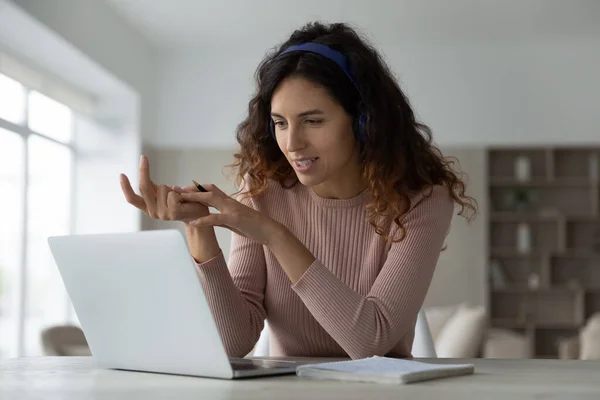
[{"left": 270, "top": 76, "right": 363, "bottom": 199}]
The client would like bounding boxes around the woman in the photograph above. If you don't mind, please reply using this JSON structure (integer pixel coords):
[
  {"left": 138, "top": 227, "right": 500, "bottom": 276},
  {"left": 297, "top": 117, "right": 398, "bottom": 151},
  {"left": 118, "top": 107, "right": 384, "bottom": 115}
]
[{"left": 120, "top": 22, "right": 476, "bottom": 360}]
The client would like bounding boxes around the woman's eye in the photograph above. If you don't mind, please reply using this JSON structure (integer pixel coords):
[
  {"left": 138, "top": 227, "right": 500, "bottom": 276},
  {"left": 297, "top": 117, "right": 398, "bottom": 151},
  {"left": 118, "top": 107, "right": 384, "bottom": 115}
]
[
  {"left": 273, "top": 120, "right": 286, "bottom": 127},
  {"left": 305, "top": 119, "right": 323, "bottom": 125}
]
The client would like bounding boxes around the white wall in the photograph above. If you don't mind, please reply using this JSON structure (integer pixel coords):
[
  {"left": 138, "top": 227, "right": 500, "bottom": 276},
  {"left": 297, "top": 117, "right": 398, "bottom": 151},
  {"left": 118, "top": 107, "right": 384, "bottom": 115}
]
[
  {"left": 153, "top": 48, "right": 262, "bottom": 148},
  {"left": 423, "top": 147, "right": 488, "bottom": 308},
  {"left": 153, "top": 39, "right": 600, "bottom": 149}
]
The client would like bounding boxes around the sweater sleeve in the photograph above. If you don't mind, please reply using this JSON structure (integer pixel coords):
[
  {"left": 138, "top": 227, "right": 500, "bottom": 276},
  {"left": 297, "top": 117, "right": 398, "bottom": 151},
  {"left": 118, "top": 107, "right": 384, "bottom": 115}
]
[
  {"left": 291, "top": 185, "right": 454, "bottom": 359},
  {"left": 194, "top": 197, "right": 267, "bottom": 357}
]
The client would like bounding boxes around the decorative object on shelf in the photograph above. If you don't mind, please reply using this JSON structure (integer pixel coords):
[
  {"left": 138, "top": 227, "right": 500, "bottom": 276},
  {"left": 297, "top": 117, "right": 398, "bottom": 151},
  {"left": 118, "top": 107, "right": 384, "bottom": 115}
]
[
  {"left": 490, "top": 259, "right": 507, "bottom": 289},
  {"left": 515, "top": 155, "right": 532, "bottom": 182},
  {"left": 528, "top": 273, "right": 541, "bottom": 290},
  {"left": 539, "top": 208, "right": 561, "bottom": 218},
  {"left": 517, "top": 223, "right": 532, "bottom": 254},
  {"left": 503, "top": 188, "right": 538, "bottom": 212}
]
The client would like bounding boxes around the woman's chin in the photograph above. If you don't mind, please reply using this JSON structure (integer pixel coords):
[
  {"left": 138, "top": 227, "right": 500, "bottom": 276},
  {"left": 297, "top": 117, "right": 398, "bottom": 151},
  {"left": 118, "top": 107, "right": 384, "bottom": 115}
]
[{"left": 296, "top": 174, "right": 322, "bottom": 187}]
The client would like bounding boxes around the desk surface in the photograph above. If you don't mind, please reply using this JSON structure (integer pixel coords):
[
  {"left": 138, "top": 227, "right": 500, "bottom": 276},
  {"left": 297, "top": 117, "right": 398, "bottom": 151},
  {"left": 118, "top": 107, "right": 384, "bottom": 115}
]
[{"left": 0, "top": 356, "right": 599, "bottom": 399}]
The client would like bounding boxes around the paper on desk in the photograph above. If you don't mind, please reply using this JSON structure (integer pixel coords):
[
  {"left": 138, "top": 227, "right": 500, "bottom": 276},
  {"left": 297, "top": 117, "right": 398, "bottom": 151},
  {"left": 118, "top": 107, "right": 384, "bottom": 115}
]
[{"left": 296, "top": 356, "right": 475, "bottom": 384}]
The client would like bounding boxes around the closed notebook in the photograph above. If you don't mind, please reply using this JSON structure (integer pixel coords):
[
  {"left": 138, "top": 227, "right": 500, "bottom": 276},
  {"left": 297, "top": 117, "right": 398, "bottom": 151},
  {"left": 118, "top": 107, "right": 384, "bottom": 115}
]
[{"left": 296, "top": 356, "right": 474, "bottom": 384}]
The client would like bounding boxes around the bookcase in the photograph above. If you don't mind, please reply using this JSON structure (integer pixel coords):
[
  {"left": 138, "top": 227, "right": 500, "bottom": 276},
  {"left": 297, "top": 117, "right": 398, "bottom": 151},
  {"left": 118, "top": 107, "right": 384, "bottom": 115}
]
[{"left": 487, "top": 147, "right": 600, "bottom": 358}]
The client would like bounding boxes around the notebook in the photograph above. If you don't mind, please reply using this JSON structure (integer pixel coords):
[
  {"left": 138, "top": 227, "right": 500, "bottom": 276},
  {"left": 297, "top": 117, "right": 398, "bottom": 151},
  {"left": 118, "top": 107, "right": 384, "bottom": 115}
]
[{"left": 296, "top": 356, "right": 474, "bottom": 384}]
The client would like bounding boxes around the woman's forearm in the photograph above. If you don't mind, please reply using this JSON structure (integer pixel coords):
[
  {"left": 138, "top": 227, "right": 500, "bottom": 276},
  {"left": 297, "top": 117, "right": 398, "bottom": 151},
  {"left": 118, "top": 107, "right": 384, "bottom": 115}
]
[
  {"left": 266, "top": 222, "right": 316, "bottom": 284},
  {"left": 184, "top": 224, "right": 221, "bottom": 262}
]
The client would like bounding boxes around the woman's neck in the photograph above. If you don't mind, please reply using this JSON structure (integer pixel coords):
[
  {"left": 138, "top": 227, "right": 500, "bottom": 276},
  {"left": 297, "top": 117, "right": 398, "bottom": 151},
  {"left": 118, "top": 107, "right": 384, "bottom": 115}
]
[{"left": 310, "top": 149, "right": 366, "bottom": 199}]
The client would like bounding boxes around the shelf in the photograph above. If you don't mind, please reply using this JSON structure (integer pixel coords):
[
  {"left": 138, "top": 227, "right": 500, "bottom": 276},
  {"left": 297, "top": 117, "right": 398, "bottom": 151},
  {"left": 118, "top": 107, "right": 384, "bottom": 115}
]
[
  {"left": 487, "top": 147, "right": 600, "bottom": 359},
  {"left": 491, "top": 283, "right": 600, "bottom": 294},
  {"left": 491, "top": 286, "right": 582, "bottom": 294},
  {"left": 490, "top": 248, "right": 600, "bottom": 258},
  {"left": 565, "top": 215, "right": 600, "bottom": 222},
  {"left": 489, "top": 177, "right": 597, "bottom": 187},
  {"left": 490, "top": 212, "right": 560, "bottom": 222},
  {"left": 491, "top": 319, "right": 581, "bottom": 329},
  {"left": 490, "top": 212, "right": 600, "bottom": 222},
  {"left": 490, "top": 319, "right": 534, "bottom": 329},
  {"left": 490, "top": 248, "right": 540, "bottom": 257},
  {"left": 551, "top": 250, "right": 600, "bottom": 258}
]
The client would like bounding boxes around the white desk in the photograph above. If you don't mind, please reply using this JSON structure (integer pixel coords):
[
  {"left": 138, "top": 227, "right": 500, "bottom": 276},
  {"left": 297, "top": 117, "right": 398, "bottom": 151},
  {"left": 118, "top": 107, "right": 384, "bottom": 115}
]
[{"left": 1, "top": 356, "right": 599, "bottom": 399}]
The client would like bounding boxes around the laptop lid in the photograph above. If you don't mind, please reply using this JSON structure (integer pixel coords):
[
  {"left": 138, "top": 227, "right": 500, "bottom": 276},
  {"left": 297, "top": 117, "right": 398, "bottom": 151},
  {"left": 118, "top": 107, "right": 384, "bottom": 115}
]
[{"left": 48, "top": 229, "right": 234, "bottom": 379}]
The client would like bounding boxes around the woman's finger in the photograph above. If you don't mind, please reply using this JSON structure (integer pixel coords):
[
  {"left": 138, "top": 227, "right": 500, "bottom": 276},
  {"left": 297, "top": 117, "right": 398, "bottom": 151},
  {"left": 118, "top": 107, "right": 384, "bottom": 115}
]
[
  {"left": 120, "top": 174, "right": 149, "bottom": 215},
  {"left": 180, "top": 191, "right": 225, "bottom": 210},
  {"left": 166, "top": 190, "right": 181, "bottom": 210},
  {"left": 172, "top": 185, "right": 197, "bottom": 193},
  {"left": 157, "top": 184, "right": 169, "bottom": 219},
  {"left": 138, "top": 155, "right": 158, "bottom": 217}
]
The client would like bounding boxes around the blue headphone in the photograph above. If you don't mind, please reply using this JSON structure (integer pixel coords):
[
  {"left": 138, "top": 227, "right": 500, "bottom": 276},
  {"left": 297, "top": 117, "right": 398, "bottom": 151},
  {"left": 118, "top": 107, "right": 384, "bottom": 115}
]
[{"left": 269, "top": 42, "right": 367, "bottom": 142}]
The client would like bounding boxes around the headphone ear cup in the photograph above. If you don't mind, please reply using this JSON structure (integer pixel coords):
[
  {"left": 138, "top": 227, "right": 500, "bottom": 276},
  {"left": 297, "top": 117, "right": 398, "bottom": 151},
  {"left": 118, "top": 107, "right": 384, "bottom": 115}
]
[{"left": 357, "top": 113, "right": 367, "bottom": 142}]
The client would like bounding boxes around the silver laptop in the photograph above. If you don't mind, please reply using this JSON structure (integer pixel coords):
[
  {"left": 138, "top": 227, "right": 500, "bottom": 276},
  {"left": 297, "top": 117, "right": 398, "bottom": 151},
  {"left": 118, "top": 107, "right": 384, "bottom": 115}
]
[{"left": 47, "top": 229, "right": 298, "bottom": 379}]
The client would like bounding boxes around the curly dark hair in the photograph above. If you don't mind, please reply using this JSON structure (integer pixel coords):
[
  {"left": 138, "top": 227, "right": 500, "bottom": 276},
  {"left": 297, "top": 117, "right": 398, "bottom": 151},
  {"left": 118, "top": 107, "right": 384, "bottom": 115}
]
[{"left": 227, "top": 21, "right": 477, "bottom": 243}]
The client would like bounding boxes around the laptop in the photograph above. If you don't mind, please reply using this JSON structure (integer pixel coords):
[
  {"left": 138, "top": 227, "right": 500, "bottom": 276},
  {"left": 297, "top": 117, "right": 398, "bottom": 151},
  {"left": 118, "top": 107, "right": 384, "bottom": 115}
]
[{"left": 47, "top": 229, "right": 299, "bottom": 379}]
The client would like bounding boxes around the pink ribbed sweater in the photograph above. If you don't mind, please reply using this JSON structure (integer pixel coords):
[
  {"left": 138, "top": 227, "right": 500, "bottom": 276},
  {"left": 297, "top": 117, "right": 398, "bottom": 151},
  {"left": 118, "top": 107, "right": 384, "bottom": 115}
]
[{"left": 195, "top": 180, "right": 453, "bottom": 359}]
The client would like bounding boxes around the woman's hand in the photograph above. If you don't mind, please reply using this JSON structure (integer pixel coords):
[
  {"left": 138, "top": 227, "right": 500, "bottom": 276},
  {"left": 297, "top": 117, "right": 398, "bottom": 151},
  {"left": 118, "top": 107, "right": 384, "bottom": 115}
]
[
  {"left": 120, "top": 155, "right": 209, "bottom": 223},
  {"left": 180, "top": 185, "right": 282, "bottom": 246}
]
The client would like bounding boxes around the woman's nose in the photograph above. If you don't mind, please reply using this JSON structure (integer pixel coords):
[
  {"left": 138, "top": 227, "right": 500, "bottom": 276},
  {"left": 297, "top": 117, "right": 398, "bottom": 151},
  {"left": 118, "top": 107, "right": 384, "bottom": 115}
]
[{"left": 286, "top": 123, "right": 306, "bottom": 152}]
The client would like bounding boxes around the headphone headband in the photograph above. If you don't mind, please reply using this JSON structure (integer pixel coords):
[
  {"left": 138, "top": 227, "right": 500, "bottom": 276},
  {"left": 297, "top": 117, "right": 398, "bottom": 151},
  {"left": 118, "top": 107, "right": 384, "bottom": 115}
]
[{"left": 279, "top": 43, "right": 359, "bottom": 90}]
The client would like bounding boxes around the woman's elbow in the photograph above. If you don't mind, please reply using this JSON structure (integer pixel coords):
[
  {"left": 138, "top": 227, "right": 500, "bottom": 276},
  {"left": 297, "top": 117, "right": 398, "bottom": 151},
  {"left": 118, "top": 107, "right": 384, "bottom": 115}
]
[
  {"left": 346, "top": 343, "right": 393, "bottom": 360},
  {"left": 223, "top": 339, "right": 256, "bottom": 358}
]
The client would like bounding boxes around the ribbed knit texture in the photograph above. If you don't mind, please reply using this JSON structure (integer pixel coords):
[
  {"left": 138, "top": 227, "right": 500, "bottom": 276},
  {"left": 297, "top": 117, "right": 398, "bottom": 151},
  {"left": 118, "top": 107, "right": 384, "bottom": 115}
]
[{"left": 195, "top": 180, "right": 454, "bottom": 359}]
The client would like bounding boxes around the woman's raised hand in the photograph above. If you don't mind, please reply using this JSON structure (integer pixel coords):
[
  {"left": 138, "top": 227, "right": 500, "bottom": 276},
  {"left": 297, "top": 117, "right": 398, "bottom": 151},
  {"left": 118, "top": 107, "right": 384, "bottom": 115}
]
[{"left": 120, "top": 155, "right": 209, "bottom": 223}]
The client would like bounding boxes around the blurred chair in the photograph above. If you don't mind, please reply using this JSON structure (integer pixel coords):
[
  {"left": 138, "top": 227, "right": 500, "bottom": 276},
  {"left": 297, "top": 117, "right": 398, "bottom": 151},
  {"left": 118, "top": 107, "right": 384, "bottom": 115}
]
[
  {"left": 252, "top": 309, "right": 437, "bottom": 358},
  {"left": 411, "top": 309, "right": 437, "bottom": 357},
  {"left": 558, "top": 313, "right": 600, "bottom": 360},
  {"left": 41, "top": 325, "right": 92, "bottom": 356},
  {"left": 424, "top": 303, "right": 488, "bottom": 359}
]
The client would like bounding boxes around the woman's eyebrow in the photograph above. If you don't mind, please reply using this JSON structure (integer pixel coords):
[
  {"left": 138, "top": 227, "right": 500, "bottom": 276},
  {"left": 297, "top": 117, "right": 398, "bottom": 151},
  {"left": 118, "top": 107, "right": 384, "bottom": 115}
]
[{"left": 271, "top": 109, "right": 325, "bottom": 118}]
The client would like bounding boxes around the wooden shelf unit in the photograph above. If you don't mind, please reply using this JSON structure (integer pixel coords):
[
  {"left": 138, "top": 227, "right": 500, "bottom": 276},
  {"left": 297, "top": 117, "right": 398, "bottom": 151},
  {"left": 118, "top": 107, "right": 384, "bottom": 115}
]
[{"left": 487, "top": 146, "right": 600, "bottom": 358}]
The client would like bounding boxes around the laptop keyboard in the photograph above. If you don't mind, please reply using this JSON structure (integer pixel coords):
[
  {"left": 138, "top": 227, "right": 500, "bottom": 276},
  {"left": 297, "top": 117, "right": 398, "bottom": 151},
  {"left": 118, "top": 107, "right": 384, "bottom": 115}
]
[
  {"left": 230, "top": 362, "right": 267, "bottom": 371},
  {"left": 229, "top": 358, "right": 297, "bottom": 371}
]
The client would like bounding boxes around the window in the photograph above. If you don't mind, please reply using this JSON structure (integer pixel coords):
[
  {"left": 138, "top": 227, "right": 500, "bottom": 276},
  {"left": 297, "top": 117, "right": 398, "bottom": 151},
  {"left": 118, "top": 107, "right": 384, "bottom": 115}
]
[
  {"left": 0, "top": 128, "right": 24, "bottom": 359},
  {"left": 28, "top": 91, "right": 73, "bottom": 144},
  {"left": 25, "top": 135, "right": 73, "bottom": 355},
  {"left": 0, "top": 74, "right": 26, "bottom": 124},
  {"left": 0, "top": 73, "right": 75, "bottom": 358}
]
